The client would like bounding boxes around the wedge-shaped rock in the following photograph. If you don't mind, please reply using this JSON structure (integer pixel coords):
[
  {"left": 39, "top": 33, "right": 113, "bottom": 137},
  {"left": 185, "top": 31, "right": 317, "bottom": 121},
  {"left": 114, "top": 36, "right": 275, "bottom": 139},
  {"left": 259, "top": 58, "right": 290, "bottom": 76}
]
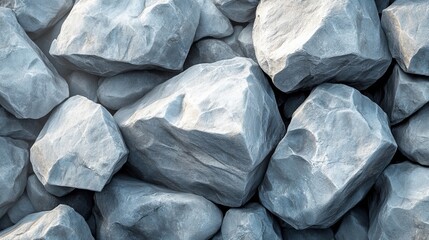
[
  {"left": 0, "top": 138, "right": 29, "bottom": 219},
  {"left": 282, "top": 228, "right": 334, "bottom": 240},
  {"left": 335, "top": 206, "right": 369, "bottom": 240},
  {"left": 381, "top": 65, "right": 429, "bottom": 125},
  {"left": 0, "top": 0, "right": 73, "bottom": 38},
  {"left": 115, "top": 57, "right": 285, "bottom": 207},
  {"left": 221, "top": 203, "right": 282, "bottom": 240},
  {"left": 184, "top": 39, "right": 240, "bottom": 68},
  {"left": 369, "top": 162, "right": 429, "bottom": 239},
  {"left": 238, "top": 22, "right": 257, "bottom": 62},
  {"left": 214, "top": 0, "right": 259, "bottom": 23},
  {"left": 67, "top": 71, "right": 99, "bottom": 102},
  {"left": 194, "top": 0, "right": 233, "bottom": 41},
  {"left": 0, "top": 205, "right": 93, "bottom": 240},
  {"left": 98, "top": 71, "right": 173, "bottom": 110},
  {"left": 393, "top": 104, "right": 429, "bottom": 166},
  {"left": 0, "top": 8, "right": 69, "bottom": 119},
  {"left": 0, "top": 107, "right": 42, "bottom": 141},
  {"left": 381, "top": 0, "right": 429, "bottom": 76},
  {"left": 259, "top": 84, "right": 397, "bottom": 229},
  {"left": 30, "top": 96, "right": 128, "bottom": 195},
  {"left": 50, "top": 0, "right": 200, "bottom": 76},
  {"left": 94, "top": 175, "right": 222, "bottom": 240},
  {"left": 254, "top": 0, "right": 391, "bottom": 93}
]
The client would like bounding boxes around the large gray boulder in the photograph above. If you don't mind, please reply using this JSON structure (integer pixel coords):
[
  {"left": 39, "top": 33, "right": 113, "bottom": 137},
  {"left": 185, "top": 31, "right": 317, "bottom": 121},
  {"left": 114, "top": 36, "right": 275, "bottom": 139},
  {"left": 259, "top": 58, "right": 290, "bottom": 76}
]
[
  {"left": 0, "top": 205, "right": 94, "bottom": 240},
  {"left": 97, "top": 71, "right": 173, "bottom": 110},
  {"left": 194, "top": 0, "right": 233, "bottom": 41},
  {"left": 381, "top": 64, "right": 429, "bottom": 125},
  {"left": 259, "top": 84, "right": 397, "bottom": 229},
  {"left": 115, "top": 57, "right": 285, "bottom": 207},
  {"left": 381, "top": 0, "right": 429, "bottom": 76},
  {"left": 50, "top": 0, "right": 200, "bottom": 76},
  {"left": 0, "top": 107, "right": 42, "bottom": 141},
  {"left": 30, "top": 96, "right": 128, "bottom": 196},
  {"left": 0, "top": 0, "right": 73, "bottom": 38},
  {"left": 214, "top": 0, "right": 259, "bottom": 23},
  {"left": 221, "top": 203, "right": 282, "bottom": 240},
  {"left": 369, "top": 162, "right": 429, "bottom": 239},
  {"left": 0, "top": 7, "right": 69, "bottom": 119},
  {"left": 253, "top": 0, "right": 391, "bottom": 93},
  {"left": 0, "top": 137, "right": 29, "bottom": 219},
  {"left": 335, "top": 207, "right": 369, "bottom": 240},
  {"left": 67, "top": 71, "right": 99, "bottom": 102},
  {"left": 94, "top": 175, "right": 223, "bottom": 240},
  {"left": 393, "top": 104, "right": 429, "bottom": 166}
]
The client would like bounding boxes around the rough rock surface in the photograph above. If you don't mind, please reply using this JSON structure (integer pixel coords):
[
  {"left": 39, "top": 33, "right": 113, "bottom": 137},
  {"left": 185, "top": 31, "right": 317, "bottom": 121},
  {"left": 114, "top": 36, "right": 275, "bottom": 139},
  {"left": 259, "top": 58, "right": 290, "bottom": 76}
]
[
  {"left": 0, "top": 205, "right": 94, "bottom": 240},
  {"left": 381, "top": 0, "right": 429, "bottom": 76},
  {"left": 0, "top": 137, "right": 29, "bottom": 219},
  {"left": 221, "top": 203, "right": 282, "bottom": 240},
  {"left": 369, "top": 162, "right": 429, "bottom": 239},
  {"left": 259, "top": 84, "right": 397, "bottom": 229},
  {"left": 0, "top": 107, "right": 42, "bottom": 141},
  {"left": 98, "top": 71, "right": 173, "bottom": 110},
  {"left": 254, "top": 0, "right": 391, "bottom": 93},
  {"left": 214, "top": 0, "right": 259, "bottom": 23},
  {"left": 30, "top": 96, "right": 128, "bottom": 195},
  {"left": 335, "top": 206, "right": 369, "bottom": 240},
  {"left": 0, "top": 7, "right": 69, "bottom": 119},
  {"left": 194, "top": 0, "right": 233, "bottom": 41},
  {"left": 67, "top": 71, "right": 99, "bottom": 102},
  {"left": 381, "top": 64, "right": 429, "bottom": 125},
  {"left": 184, "top": 39, "right": 241, "bottom": 68},
  {"left": 6, "top": 193, "right": 35, "bottom": 224},
  {"left": 238, "top": 22, "right": 257, "bottom": 62},
  {"left": 115, "top": 57, "right": 285, "bottom": 207},
  {"left": 393, "top": 104, "right": 429, "bottom": 166},
  {"left": 282, "top": 228, "right": 334, "bottom": 240},
  {"left": 94, "top": 175, "right": 223, "bottom": 240},
  {"left": 50, "top": 0, "right": 200, "bottom": 76}
]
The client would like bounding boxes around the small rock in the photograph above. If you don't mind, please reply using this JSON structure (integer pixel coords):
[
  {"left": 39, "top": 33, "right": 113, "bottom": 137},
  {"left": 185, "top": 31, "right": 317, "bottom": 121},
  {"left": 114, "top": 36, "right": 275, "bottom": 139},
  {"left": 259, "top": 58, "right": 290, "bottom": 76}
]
[
  {"left": 184, "top": 39, "right": 241, "bottom": 68},
  {"left": 94, "top": 175, "right": 223, "bottom": 240},
  {"left": 214, "top": 0, "right": 259, "bottom": 23},
  {"left": 238, "top": 22, "right": 257, "bottom": 62},
  {"left": 0, "top": 107, "right": 42, "bottom": 141},
  {"left": 221, "top": 25, "right": 244, "bottom": 56},
  {"left": 67, "top": 71, "right": 99, "bottom": 102},
  {"left": 335, "top": 206, "right": 369, "bottom": 240},
  {"left": 259, "top": 84, "right": 397, "bottom": 229},
  {"left": 6, "top": 193, "right": 35, "bottom": 224},
  {"left": 282, "top": 228, "right": 334, "bottom": 240},
  {"left": 0, "top": 215, "right": 13, "bottom": 232},
  {"left": 194, "top": 0, "right": 233, "bottom": 41},
  {"left": 30, "top": 96, "right": 128, "bottom": 195}
]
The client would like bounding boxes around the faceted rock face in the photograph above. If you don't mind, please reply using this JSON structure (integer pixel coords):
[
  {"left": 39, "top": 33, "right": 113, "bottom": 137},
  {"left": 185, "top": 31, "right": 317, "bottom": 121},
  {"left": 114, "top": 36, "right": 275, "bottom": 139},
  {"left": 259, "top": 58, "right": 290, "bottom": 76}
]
[
  {"left": 259, "top": 84, "right": 397, "bottom": 229},
  {"left": 0, "top": 8, "right": 69, "bottom": 119},
  {"left": 0, "top": 0, "right": 74, "bottom": 38},
  {"left": 67, "top": 71, "right": 99, "bottom": 102},
  {"left": 381, "top": 0, "right": 429, "bottom": 76},
  {"left": 335, "top": 207, "right": 369, "bottom": 240},
  {"left": 30, "top": 96, "right": 128, "bottom": 195},
  {"left": 184, "top": 39, "right": 241, "bottom": 68},
  {"left": 222, "top": 25, "right": 245, "bottom": 56},
  {"left": 369, "top": 162, "right": 429, "bottom": 239},
  {"left": 0, "top": 137, "right": 29, "bottom": 219},
  {"left": 238, "top": 22, "right": 257, "bottom": 62},
  {"left": 0, "top": 107, "right": 42, "bottom": 141},
  {"left": 381, "top": 64, "right": 429, "bottom": 125},
  {"left": 98, "top": 71, "right": 173, "bottom": 110},
  {"left": 393, "top": 104, "right": 429, "bottom": 166},
  {"left": 221, "top": 203, "right": 282, "bottom": 240},
  {"left": 6, "top": 193, "right": 35, "bottom": 224},
  {"left": 254, "top": 0, "right": 391, "bottom": 93},
  {"left": 214, "top": 0, "right": 259, "bottom": 23},
  {"left": 50, "top": 0, "right": 200, "bottom": 76},
  {"left": 0, "top": 205, "right": 94, "bottom": 240},
  {"left": 115, "top": 57, "right": 285, "bottom": 207},
  {"left": 94, "top": 175, "right": 223, "bottom": 240},
  {"left": 282, "top": 228, "right": 334, "bottom": 240},
  {"left": 194, "top": 0, "right": 233, "bottom": 41}
]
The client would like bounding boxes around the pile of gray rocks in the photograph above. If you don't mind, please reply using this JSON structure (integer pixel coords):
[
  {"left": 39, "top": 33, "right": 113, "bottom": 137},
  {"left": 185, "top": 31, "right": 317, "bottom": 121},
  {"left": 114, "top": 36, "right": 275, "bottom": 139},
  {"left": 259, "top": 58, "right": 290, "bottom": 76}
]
[{"left": 0, "top": 0, "right": 428, "bottom": 239}]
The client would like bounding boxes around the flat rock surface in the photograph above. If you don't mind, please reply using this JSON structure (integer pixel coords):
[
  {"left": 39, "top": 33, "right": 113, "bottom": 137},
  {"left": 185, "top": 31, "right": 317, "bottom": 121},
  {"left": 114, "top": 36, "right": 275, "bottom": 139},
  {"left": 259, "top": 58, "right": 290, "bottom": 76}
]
[
  {"left": 6, "top": 193, "right": 35, "bottom": 224},
  {"left": 194, "top": 0, "right": 233, "bottom": 41},
  {"left": 214, "top": 0, "right": 259, "bottom": 23},
  {"left": 238, "top": 22, "right": 257, "bottom": 62},
  {"left": 369, "top": 162, "right": 429, "bottom": 239},
  {"left": 259, "top": 84, "right": 397, "bottom": 229},
  {"left": 381, "top": 0, "right": 429, "bottom": 76},
  {"left": 50, "top": 0, "right": 200, "bottom": 76},
  {"left": 67, "top": 71, "right": 99, "bottom": 102},
  {"left": 335, "top": 206, "right": 369, "bottom": 240},
  {"left": 0, "top": 8, "right": 69, "bottom": 119},
  {"left": 0, "top": 205, "right": 94, "bottom": 240},
  {"left": 30, "top": 96, "right": 128, "bottom": 195},
  {"left": 94, "top": 175, "right": 223, "bottom": 240},
  {"left": 0, "top": 107, "right": 42, "bottom": 141},
  {"left": 253, "top": 0, "right": 391, "bottom": 93},
  {"left": 222, "top": 25, "right": 244, "bottom": 56},
  {"left": 115, "top": 57, "right": 285, "bottom": 207},
  {"left": 184, "top": 39, "right": 241, "bottom": 68}
]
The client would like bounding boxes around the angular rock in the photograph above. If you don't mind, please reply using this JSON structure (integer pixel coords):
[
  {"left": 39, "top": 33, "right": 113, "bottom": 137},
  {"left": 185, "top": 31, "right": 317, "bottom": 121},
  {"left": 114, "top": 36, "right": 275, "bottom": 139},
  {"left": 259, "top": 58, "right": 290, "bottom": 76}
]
[
  {"left": 214, "top": 0, "right": 259, "bottom": 23},
  {"left": 335, "top": 206, "right": 369, "bottom": 240},
  {"left": 184, "top": 39, "right": 241, "bottom": 68},
  {"left": 282, "top": 228, "right": 334, "bottom": 240},
  {"left": 259, "top": 84, "right": 397, "bottom": 229},
  {"left": 67, "top": 71, "right": 99, "bottom": 102},
  {"left": 94, "top": 175, "right": 223, "bottom": 240},
  {"left": 392, "top": 104, "right": 429, "bottom": 166},
  {"left": 0, "top": 137, "right": 29, "bottom": 219},
  {"left": 97, "top": 71, "right": 173, "bottom": 110},
  {"left": 381, "top": 0, "right": 429, "bottom": 76},
  {"left": 0, "top": 107, "right": 42, "bottom": 141},
  {"left": 0, "top": 8, "right": 69, "bottom": 119},
  {"left": 26, "top": 175, "right": 94, "bottom": 220},
  {"left": 0, "top": 0, "right": 74, "bottom": 38},
  {"left": 0, "top": 205, "right": 94, "bottom": 240},
  {"left": 115, "top": 57, "right": 285, "bottom": 207},
  {"left": 254, "top": 0, "right": 391, "bottom": 93},
  {"left": 30, "top": 95, "right": 128, "bottom": 195},
  {"left": 50, "top": 0, "right": 200, "bottom": 76},
  {"left": 222, "top": 25, "right": 244, "bottom": 56},
  {"left": 369, "top": 162, "right": 429, "bottom": 239},
  {"left": 6, "top": 193, "right": 35, "bottom": 224},
  {"left": 238, "top": 22, "right": 257, "bottom": 62},
  {"left": 381, "top": 64, "right": 429, "bottom": 125},
  {"left": 194, "top": 0, "right": 233, "bottom": 41},
  {"left": 221, "top": 203, "right": 282, "bottom": 240}
]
